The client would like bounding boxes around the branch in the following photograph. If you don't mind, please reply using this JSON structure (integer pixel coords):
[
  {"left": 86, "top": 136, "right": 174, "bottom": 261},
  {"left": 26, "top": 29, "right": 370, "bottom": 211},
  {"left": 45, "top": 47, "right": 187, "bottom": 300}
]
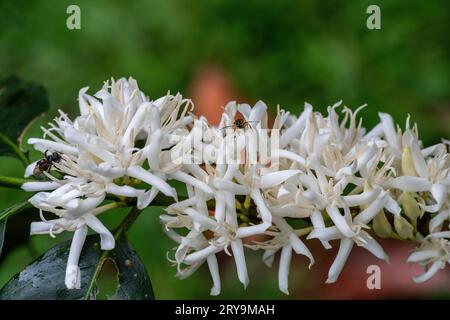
[
  {"left": 0, "top": 176, "right": 30, "bottom": 189},
  {"left": 82, "top": 207, "right": 143, "bottom": 300},
  {"left": 0, "top": 133, "right": 29, "bottom": 166}
]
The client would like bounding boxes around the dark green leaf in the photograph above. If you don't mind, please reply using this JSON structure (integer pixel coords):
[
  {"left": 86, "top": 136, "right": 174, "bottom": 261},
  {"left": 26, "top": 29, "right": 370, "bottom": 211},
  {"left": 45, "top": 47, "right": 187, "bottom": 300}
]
[
  {"left": 0, "top": 236, "right": 100, "bottom": 300},
  {"left": 0, "top": 200, "right": 35, "bottom": 261},
  {"left": 110, "top": 235, "right": 154, "bottom": 300},
  {"left": 0, "top": 220, "right": 6, "bottom": 259},
  {"left": 0, "top": 75, "right": 49, "bottom": 159},
  {"left": 0, "top": 234, "right": 154, "bottom": 300},
  {"left": 0, "top": 207, "right": 41, "bottom": 262}
]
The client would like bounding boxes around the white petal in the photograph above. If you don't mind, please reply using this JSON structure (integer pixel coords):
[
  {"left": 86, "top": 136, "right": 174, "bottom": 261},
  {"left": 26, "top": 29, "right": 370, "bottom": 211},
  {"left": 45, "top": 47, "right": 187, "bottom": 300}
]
[
  {"left": 122, "top": 102, "right": 150, "bottom": 147},
  {"left": 278, "top": 245, "right": 292, "bottom": 295},
  {"left": 231, "top": 239, "right": 249, "bottom": 288},
  {"left": 302, "top": 189, "right": 327, "bottom": 209},
  {"left": 354, "top": 194, "right": 387, "bottom": 224},
  {"left": 183, "top": 208, "right": 216, "bottom": 229},
  {"left": 105, "top": 183, "right": 145, "bottom": 198},
  {"left": 206, "top": 255, "right": 221, "bottom": 296},
  {"left": 326, "top": 205, "right": 355, "bottom": 238},
  {"left": 413, "top": 260, "right": 442, "bottom": 283},
  {"left": 307, "top": 226, "right": 341, "bottom": 242},
  {"left": 407, "top": 250, "right": 440, "bottom": 263},
  {"left": 388, "top": 176, "right": 431, "bottom": 192},
  {"left": 280, "top": 104, "right": 311, "bottom": 148},
  {"left": 29, "top": 192, "right": 51, "bottom": 207},
  {"left": 127, "top": 165, "right": 176, "bottom": 199},
  {"left": 147, "top": 129, "right": 162, "bottom": 171},
  {"left": 422, "top": 184, "right": 447, "bottom": 213},
  {"left": 289, "top": 233, "right": 314, "bottom": 268},
  {"left": 64, "top": 195, "right": 105, "bottom": 220},
  {"left": 28, "top": 138, "right": 78, "bottom": 155},
  {"left": 30, "top": 220, "right": 62, "bottom": 235},
  {"left": 429, "top": 210, "right": 449, "bottom": 233},
  {"left": 65, "top": 225, "right": 88, "bottom": 289},
  {"left": 64, "top": 128, "right": 116, "bottom": 163},
  {"left": 360, "top": 232, "right": 388, "bottom": 261},
  {"left": 251, "top": 189, "right": 272, "bottom": 224},
  {"left": 169, "top": 171, "right": 213, "bottom": 194},
  {"left": 276, "top": 149, "right": 307, "bottom": 167},
  {"left": 343, "top": 188, "right": 380, "bottom": 207},
  {"left": 326, "top": 238, "right": 354, "bottom": 283},
  {"left": 184, "top": 245, "right": 223, "bottom": 264},
  {"left": 363, "top": 122, "right": 383, "bottom": 140},
  {"left": 236, "top": 222, "right": 271, "bottom": 238},
  {"left": 213, "top": 178, "right": 248, "bottom": 195},
  {"left": 430, "top": 231, "right": 450, "bottom": 239},
  {"left": 166, "top": 196, "right": 197, "bottom": 213},
  {"left": 262, "top": 249, "right": 277, "bottom": 268},
  {"left": 84, "top": 214, "right": 114, "bottom": 250},
  {"left": 310, "top": 210, "right": 332, "bottom": 249},
  {"left": 24, "top": 161, "right": 39, "bottom": 177},
  {"left": 45, "top": 183, "right": 76, "bottom": 200},
  {"left": 214, "top": 191, "right": 226, "bottom": 222},
  {"left": 385, "top": 195, "right": 401, "bottom": 216},
  {"left": 92, "top": 162, "right": 125, "bottom": 179},
  {"left": 137, "top": 188, "right": 159, "bottom": 209},
  {"left": 259, "top": 170, "right": 300, "bottom": 189},
  {"left": 22, "top": 181, "right": 60, "bottom": 192},
  {"left": 248, "top": 101, "right": 267, "bottom": 122},
  {"left": 60, "top": 189, "right": 85, "bottom": 204},
  {"left": 65, "top": 265, "right": 81, "bottom": 290},
  {"left": 78, "top": 87, "right": 90, "bottom": 115},
  {"left": 355, "top": 144, "right": 378, "bottom": 171},
  {"left": 378, "top": 113, "right": 399, "bottom": 156}
]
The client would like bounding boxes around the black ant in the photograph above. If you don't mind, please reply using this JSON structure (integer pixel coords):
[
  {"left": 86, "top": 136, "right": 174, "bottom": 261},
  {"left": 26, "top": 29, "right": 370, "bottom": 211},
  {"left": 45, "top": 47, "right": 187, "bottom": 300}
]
[
  {"left": 33, "top": 150, "right": 62, "bottom": 175},
  {"left": 220, "top": 118, "right": 259, "bottom": 131}
]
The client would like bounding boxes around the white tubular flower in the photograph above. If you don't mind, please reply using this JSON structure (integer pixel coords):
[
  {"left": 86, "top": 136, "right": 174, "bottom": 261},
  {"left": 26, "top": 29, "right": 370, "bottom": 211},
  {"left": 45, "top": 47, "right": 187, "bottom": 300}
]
[
  {"left": 29, "top": 197, "right": 116, "bottom": 289},
  {"left": 163, "top": 195, "right": 271, "bottom": 294},
  {"left": 24, "top": 78, "right": 188, "bottom": 203},
  {"left": 22, "top": 77, "right": 195, "bottom": 289},
  {"left": 407, "top": 231, "right": 450, "bottom": 283},
  {"left": 22, "top": 76, "right": 449, "bottom": 296},
  {"left": 162, "top": 98, "right": 449, "bottom": 294},
  {"left": 247, "top": 217, "right": 314, "bottom": 295},
  {"left": 307, "top": 197, "right": 389, "bottom": 283}
]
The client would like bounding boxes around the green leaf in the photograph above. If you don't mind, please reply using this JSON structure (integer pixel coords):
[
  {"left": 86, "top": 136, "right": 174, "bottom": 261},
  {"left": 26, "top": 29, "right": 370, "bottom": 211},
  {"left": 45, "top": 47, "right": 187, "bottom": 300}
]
[
  {"left": 0, "top": 200, "right": 32, "bottom": 221},
  {"left": 0, "top": 220, "right": 6, "bottom": 259},
  {"left": 0, "top": 75, "right": 49, "bottom": 162},
  {"left": 0, "top": 234, "right": 154, "bottom": 300},
  {"left": 0, "top": 200, "right": 34, "bottom": 260},
  {"left": 110, "top": 235, "right": 154, "bottom": 300},
  {"left": 0, "top": 236, "right": 100, "bottom": 300}
]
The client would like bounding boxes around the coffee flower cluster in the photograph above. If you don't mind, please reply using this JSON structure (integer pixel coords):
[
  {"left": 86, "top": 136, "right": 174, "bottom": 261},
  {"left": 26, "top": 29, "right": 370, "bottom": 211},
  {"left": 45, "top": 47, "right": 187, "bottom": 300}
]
[{"left": 23, "top": 78, "right": 449, "bottom": 294}]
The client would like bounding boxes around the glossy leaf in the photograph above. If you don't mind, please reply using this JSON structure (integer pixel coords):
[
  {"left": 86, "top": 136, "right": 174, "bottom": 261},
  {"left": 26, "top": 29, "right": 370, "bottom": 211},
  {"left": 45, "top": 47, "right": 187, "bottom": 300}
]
[
  {"left": 0, "top": 219, "right": 5, "bottom": 259},
  {"left": 0, "top": 75, "right": 49, "bottom": 159},
  {"left": 0, "top": 200, "right": 34, "bottom": 260},
  {"left": 0, "top": 234, "right": 154, "bottom": 300},
  {"left": 110, "top": 235, "right": 154, "bottom": 300}
]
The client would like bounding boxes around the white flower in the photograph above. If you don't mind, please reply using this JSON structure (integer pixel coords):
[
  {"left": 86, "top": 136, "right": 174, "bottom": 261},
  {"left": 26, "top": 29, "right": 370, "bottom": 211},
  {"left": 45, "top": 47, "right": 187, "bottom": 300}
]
[
  {"left": 23, "top": 77, "right": 193, "bottom": 289},
  {"left": 162, "top": 204, "right": 271, "bottom": 295},
  {"left": 247, "top": 217, "right": 313, "bottom": 295},
  {"left": 162, "top": 99, "right": 449, "bottom": 293},
  {"left": 22, "top": 77, "right": 450, "bottom": 295},
  {"left": 308, "top": 191, "right": 391, "bottom": 283},
  {"left": 407, "top": 231, "right": 450, "bottom": 283}
]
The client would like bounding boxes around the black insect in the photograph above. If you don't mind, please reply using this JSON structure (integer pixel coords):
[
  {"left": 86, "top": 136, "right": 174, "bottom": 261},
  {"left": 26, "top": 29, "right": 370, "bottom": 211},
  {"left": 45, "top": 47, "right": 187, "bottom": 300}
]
[
  {"left": 33, "top": 150, "right": 62, "bottom": 175},
  {"left": 221, "top": 118, "right": 259, "bottom": 130}
]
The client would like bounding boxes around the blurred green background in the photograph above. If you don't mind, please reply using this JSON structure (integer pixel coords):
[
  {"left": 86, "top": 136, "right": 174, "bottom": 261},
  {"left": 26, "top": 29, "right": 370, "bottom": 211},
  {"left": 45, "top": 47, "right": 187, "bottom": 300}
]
[{"left": 0, "top": 0, "right": 449, "bottom": 299}]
